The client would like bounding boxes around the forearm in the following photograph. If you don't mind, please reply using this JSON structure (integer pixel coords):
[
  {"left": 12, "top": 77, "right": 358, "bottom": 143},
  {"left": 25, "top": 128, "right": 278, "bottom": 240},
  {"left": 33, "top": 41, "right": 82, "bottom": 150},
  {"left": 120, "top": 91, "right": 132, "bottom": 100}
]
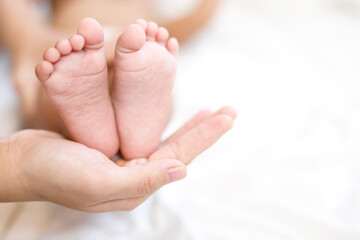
[
  {"left": 0, "top": 0, "right": 49, "bottom": 55},
  {"left": 161, "top": 0, "right": 221, "bottom": 43}
]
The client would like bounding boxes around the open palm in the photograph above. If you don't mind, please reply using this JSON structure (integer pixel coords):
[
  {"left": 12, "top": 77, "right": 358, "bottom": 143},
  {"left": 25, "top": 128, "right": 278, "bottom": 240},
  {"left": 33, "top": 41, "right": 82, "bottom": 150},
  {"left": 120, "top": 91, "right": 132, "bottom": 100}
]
[{"left": 14, "top": 107, "right": 235, "bottom": 212}]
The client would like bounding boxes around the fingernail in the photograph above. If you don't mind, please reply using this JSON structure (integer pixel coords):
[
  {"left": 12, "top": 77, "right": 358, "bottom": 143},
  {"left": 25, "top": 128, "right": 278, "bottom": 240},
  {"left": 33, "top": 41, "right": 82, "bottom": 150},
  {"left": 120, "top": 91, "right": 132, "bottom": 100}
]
[{"left": 166, "top": 167, "right": 186, "bottom": 184}]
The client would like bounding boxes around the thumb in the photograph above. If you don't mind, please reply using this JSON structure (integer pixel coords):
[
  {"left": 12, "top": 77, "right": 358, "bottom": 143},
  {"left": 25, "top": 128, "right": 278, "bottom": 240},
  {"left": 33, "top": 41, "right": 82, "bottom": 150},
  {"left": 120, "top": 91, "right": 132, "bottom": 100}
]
[{"left": 111, "top": 159, "right": 187, "bottom": 198}]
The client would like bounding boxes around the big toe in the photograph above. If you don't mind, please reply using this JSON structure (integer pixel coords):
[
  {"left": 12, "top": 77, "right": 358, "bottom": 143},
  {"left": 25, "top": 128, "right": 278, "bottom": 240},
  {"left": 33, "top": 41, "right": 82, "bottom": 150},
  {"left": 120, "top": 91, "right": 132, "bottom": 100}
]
[
  {"left": 77, "top": 18, "right": 104, "bottom": 50},
  {"left": 116, "top": 23, "right": 146, "bottom": 53}
]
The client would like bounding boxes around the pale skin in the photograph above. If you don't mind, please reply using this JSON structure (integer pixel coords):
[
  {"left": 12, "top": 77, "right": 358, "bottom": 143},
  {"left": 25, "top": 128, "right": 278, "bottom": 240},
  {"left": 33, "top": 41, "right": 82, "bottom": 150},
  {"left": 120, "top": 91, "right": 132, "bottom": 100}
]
[
  {"left": 0, "top": 0, "right": 222, "bottom": 159},
  {"left": 0, "top": 0, "right": 235, "bottom": 211},
  {"left": 0, "top": 107, "right": 236, "bottom": 212},
  {"left": 0, "top": 0, "right": 221, "bottom": 132},
  {"left": 35, "top": 18, "right": 179, "bottom": 159}
]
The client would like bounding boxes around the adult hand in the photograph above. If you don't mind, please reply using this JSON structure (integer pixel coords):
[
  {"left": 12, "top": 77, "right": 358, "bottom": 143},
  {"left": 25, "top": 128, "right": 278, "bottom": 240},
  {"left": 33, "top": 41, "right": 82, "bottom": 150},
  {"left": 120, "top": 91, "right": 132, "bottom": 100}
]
[{"left": 0, "top": 107, "right": 235, "bottom": 212}]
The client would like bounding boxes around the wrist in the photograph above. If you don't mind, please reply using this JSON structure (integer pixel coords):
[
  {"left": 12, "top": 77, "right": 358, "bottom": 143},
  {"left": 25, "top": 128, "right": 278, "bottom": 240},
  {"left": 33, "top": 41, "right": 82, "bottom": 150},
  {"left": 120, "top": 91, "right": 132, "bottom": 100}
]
[
  {"left": 0, "top": 136, "right": 12, "bottom": 201},
  {"left": 0, "top": 131, "right": 38, "bottom": 202}
]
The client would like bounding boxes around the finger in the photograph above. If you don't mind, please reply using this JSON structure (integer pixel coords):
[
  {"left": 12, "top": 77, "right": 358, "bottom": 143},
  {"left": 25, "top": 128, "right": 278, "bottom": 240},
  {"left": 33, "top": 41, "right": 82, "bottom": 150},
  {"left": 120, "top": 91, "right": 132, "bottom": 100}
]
[
  {"left": 103, "top": 159, "right": 186, "bottom": 199},
  {"left": 150, "top": 114, "right": 234, "bottom": 165},
  {"left": 164, "top": 106, "right": 237, "bottom": 145},
  {"left": 216, "top": 106, "right": 237, "bottom": 120},
  {"left": 163, "top": 109, "right": 213, "bottom": 145}
]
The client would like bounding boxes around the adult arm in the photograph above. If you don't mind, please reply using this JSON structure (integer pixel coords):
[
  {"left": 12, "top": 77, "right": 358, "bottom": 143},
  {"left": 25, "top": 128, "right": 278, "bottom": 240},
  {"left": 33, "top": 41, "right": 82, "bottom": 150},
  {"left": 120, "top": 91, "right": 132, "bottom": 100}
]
[
  {"left": 0, "top": 0, "right": 49, "bottom": 54},
  {"left": 160, "top": 0, "right": 221, "bottom": 43}
]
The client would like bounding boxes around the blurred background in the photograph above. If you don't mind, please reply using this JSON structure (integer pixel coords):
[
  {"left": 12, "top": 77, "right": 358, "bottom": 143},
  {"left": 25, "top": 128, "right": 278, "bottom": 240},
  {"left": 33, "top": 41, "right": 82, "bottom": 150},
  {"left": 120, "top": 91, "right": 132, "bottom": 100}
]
[{"left": 1, "top": 0, "right": 360, "bottom": 239}]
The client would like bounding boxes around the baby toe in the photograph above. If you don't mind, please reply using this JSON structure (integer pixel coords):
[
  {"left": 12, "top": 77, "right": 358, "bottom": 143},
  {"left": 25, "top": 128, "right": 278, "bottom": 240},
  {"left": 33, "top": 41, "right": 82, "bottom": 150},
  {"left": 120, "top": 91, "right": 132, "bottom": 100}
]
[
  {"left": 134, "top": 19, "right": 147, "bottom": 30},
  {"left": 70, "top": 34, "right": 85, "bottom": 51},
  {"left": 43, "top": 47, "right": 61, "bottom": 63},
  {"left": 56, "top": 39, "right": 72, "bottom": 56},
  {"left": 146, "top": 21, "right": 158, "bottom": 41},
  {"left": 166, "top": 38, "right": 179, "bottom": 56},
  {"left": 156, "top": 27, "right": 169, "bottom": 45},
  {"left": 35, "top": 61, "right": 54, "bottom": 82}
]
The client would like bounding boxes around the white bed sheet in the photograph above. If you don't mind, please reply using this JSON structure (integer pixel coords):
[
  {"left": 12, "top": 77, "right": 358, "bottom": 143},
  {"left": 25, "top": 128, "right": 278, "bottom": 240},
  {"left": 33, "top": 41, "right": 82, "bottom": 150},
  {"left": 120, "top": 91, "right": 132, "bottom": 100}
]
[{"left": 1, "top": 0, "right": 360, "bottom": 239}]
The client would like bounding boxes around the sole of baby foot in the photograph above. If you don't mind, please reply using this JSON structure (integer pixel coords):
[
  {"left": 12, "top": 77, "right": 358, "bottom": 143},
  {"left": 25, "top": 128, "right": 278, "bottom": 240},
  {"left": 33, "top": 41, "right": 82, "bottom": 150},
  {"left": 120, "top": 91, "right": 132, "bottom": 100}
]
[
  {"left": 112, "top": 19, "right": 179, "bottom": 160},
  {"left": 35, "top": 18, "right": 119, "bottom": 158}
]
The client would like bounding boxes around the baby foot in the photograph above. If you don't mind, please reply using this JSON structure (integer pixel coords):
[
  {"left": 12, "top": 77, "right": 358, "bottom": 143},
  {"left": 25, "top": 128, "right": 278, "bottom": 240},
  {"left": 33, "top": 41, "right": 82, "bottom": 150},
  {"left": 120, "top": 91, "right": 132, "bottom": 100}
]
[
  {"left": 35, "top": 18, "right": 119, "bottom": 158},
  {"left": 112, "top": 19, "right": 179, "bottom": 160}
]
